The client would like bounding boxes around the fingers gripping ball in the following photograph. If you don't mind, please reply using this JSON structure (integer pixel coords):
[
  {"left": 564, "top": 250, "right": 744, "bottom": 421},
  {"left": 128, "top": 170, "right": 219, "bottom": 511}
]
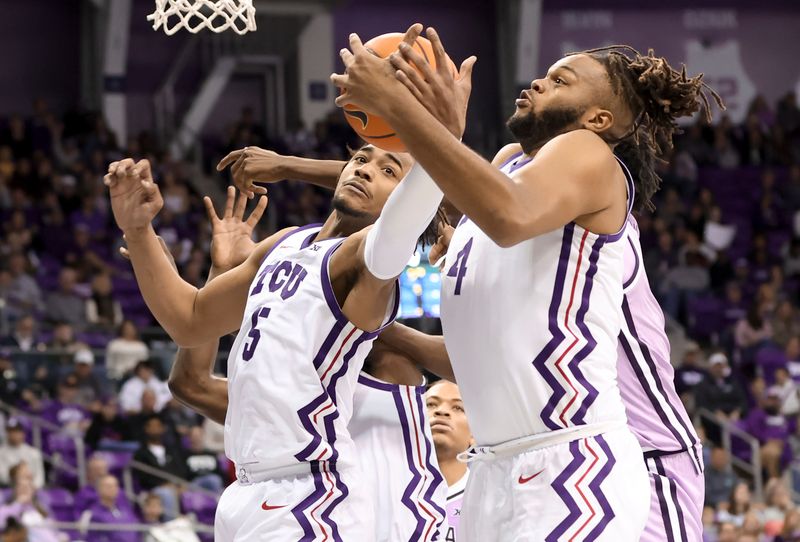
[{"left": 343, "top": 32, "right": 457, "bottom": 152}]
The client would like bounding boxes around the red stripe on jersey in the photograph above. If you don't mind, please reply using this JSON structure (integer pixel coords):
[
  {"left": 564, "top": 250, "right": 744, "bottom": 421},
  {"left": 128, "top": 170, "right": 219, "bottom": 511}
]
[
  {"left": 310, "top": 462, "right": 336, "bottom": 541},
  {"left": 555, "top": 229, "right": 590, "bottom": 425},
  {"left": 320, "top": 327, "right": 359, "bottom": 381},
  {"left": 405, "top": 386, "right": 439, "bottom": 541},
  {"left": 569, "top": 439, "right": 600, "bottom": 542}
]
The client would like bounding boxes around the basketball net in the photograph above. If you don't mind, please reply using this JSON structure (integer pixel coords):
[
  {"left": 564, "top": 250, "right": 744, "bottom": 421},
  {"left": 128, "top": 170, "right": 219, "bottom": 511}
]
[{"left": 148, "top": 0, "right": 257, "bottom": 35}]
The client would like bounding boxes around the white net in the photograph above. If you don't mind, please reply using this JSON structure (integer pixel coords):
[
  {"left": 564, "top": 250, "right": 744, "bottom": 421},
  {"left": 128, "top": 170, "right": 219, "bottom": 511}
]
[{"left": 147, "top": 0, "right": 257, "bottom": 35}]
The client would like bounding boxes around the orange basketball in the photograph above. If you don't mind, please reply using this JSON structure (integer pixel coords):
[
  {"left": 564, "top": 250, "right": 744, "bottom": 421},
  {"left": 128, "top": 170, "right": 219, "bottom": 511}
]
[{"left": 343, "top": 32, "right": 458, "bottom": 152}]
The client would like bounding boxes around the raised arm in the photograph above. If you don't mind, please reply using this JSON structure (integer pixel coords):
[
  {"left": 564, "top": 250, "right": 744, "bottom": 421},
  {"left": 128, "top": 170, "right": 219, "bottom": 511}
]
[
  {"left": 106, "top": 159, "right": 289, "bottom": 347},
  {"left": 217, "top": 147, "right": 346, "bottom": 197}
]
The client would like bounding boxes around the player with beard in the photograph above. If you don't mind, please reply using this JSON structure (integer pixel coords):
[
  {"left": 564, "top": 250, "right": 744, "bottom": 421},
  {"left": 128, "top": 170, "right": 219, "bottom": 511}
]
[
  {"left": 321, "top": 25, "right": 721, "bottom": 540},
  {"left": 104, "top": 126, "right": 452, "bottom": 538}
]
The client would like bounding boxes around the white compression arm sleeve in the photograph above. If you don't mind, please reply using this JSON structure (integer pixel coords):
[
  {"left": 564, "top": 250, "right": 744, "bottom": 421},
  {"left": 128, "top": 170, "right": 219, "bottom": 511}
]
[{"left": 363, "top": 163, "right": 444, "bottom": 280}]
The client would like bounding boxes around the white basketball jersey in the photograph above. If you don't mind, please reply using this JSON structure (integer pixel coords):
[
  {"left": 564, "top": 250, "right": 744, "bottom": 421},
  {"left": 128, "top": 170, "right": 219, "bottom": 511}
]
[
  {"left": 441, "top": 471, "right": 468, "bottom": 542},
  {"left": 440, "top": 153, "right": 635, "bottom": 445},
  {"left": 224, "top": 224, "right": 399, "bottom": 480},
  {"left": 350, "top": 372, "right": 446, "bottom": 541}
]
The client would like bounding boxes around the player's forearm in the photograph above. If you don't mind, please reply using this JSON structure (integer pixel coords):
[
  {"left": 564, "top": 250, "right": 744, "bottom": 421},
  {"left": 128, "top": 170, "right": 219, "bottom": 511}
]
[
  {"left": 169, "top": 342, "right": 229, "bottom": 424},
  {"left": 382, "top": 97, "right": 529, "bottom": 246},
  {"left": 381, "top": 323, "right": 455, "bottom": 382},
  {"left": 123, "top": 224, "right": 202, "bottom": 344},
  {"left": 281, "top": 155, "right": 345, "bottom": 190},
  {"left": 363, "top": 163, "right": 443, "bottom": 280}
]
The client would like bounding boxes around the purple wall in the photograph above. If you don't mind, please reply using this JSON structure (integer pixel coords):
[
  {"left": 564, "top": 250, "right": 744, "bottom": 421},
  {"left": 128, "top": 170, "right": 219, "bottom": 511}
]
[
  {"left": 0, "top": 0, "right": 81, "bottom": 115},
  {"left": 332, "top": 0, "right": 501, "bottom": 149}
]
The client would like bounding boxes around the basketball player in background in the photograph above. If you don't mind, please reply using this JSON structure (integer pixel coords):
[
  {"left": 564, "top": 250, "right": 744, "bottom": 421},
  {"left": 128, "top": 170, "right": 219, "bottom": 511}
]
[
  {"left": 425, "top": 380, "right": 472, "bottom": 542},
  {"left": 104, "top": 124, "right": 447, "bottom": 540},
  {"left": 326, "top": 25, "right": 721, "bottom": 540},
  {"left": 140, "top": 184, "right": 447, "bottom": 542}
]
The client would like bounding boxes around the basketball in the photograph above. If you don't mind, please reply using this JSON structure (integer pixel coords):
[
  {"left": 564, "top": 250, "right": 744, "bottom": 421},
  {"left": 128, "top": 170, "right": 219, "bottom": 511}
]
[{"left": 343, "top": 32, "right": 458, "bottom": 152}]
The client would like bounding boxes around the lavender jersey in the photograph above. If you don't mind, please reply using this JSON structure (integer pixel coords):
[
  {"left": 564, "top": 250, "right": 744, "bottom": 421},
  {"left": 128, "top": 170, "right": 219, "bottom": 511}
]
[
  {"left": 440, "top": 153, "right": 635, "bottom": 445},
  {"left": 224, "top": 224, "right": 399, "bottom": 479},
  {"left": 349, "top": 373, "right": 446, "bottom": 541},
  {"left": 441, "top": 472, "right": 468, "bottom": 542},
  {"left": 617, "top": 217, "right": 702, "bottom": 473}
]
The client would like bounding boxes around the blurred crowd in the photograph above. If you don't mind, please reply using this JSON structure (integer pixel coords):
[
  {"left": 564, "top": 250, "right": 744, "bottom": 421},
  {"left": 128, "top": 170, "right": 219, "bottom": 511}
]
[{"left": 0, "top": 89, "right": 799, "bottom": 540}]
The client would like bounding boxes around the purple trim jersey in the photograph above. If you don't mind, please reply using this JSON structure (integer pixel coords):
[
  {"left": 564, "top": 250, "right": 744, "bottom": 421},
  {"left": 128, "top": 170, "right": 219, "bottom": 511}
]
[
  {"left": 224, "top": 225, "right": 399, "bottom": 480},
  {"left": 349, "top": 373, "right": 446, "bottom": 541},
  {"left": 440, "top": 154, "right": 635, "bottom": 445},
  {"left": 617, "top": 217, "right": 703, "bottom": 473}
]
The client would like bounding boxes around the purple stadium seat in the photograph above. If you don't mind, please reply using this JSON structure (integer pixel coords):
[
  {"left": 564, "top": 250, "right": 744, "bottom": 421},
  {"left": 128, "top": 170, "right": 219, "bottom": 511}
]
[
  {"left": 180, "top": 490, "right": 218, "bottom": 526},
  {"left": 755, "top": 346, "right": 787, "bottom": 383},
  {"left": 38, "top": 488, "right": 75, "bottom": 521},
  {"left": 101, "top": 451, "right": 135, "bottom": 477},
  {"left": 686, "top": 296, "right": 725, "bottom": 340}
]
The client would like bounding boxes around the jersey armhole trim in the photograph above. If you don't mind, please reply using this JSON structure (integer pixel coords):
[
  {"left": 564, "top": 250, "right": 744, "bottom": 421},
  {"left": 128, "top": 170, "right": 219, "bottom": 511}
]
[
  {"left": 258, "top": 223, "right": 323, "bottom": 266},
  {"left": 320, "top": 241, "right": 401, "bottom": 337}
]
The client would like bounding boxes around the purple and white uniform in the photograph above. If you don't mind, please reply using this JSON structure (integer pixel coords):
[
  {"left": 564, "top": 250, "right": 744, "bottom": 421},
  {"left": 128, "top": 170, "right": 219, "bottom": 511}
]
[
  {"left": 215, "top": 224, "right": 398, "bottom": 541},
  {"left": 441, "top": 471, "right": 468, "bottom": 542},
  {"left": 618, "top": 216, "right": 704, "bottom": 542},
  {"left": 349, "top": 372, "right": 446, "bottom": 541},
  {"left": 440, "top": 153, "right": 650, "bottom": 541}
]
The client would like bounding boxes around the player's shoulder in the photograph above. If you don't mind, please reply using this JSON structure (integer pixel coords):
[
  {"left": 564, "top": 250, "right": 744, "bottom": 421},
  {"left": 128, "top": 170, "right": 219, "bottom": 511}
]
[
  {"left": 491, "top": 143, "right": 524, "bottom": 167},
  {"left": 536, "top": 129, "right": 619, "bottom": 178},
  {"left": 250, "top": 226, "right": 300, "bottom": 263}
]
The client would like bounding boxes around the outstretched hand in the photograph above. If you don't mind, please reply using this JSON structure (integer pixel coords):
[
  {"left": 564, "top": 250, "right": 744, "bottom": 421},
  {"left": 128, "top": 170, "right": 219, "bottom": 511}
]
[
  {"left": 104, "top": 158, "right": 163, "bottom": 235},
  {"left": 204, "top": 186, "right": 268, "bottom": 272},
  {"left": 429, "top": 223, "right": 455, "bottom": 269},
  {"left": 331, "top": 23, "right": 423, "bottom": 117},
  {"left": 389, "top": 27, "right": 476, "bottom": 139},
  {"left": 216, "top": 147, "right": 284, "bottom": 199}
]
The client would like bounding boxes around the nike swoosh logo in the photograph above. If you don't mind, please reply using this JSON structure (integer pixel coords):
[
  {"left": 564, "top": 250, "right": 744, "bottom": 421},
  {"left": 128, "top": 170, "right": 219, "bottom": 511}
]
[
  {"left": 261, "top": 500, "right": 287, "bottom": 511},
  {"left": 518, "top": 469, "right": 545, "bottom": 484},
  {"left": 344, "top": 109, "right": 369, "bottom": 129}
]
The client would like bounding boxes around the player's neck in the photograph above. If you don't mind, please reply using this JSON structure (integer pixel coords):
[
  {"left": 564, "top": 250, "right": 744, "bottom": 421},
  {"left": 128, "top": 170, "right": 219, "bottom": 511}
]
[
  {"left": 437, "top": 453, "right": 468, "bottom": 487},
  {"left": 316, "top": 210, "right": 372, "bottom": 241}
]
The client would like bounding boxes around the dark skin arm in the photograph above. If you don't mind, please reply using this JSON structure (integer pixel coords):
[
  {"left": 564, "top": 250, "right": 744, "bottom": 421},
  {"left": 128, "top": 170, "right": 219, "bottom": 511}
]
[
  {"left": 378, "top": 323, "right": 454, "bottom": 382},
  {"left": 217, "top": 148, "right": 345, "bottom": 197}
]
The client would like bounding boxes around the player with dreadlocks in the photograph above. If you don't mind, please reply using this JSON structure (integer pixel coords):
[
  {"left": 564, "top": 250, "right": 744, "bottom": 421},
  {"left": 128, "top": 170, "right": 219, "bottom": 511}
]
[{"left": 319, "top": 25, "right": 722, "bottom": 540}]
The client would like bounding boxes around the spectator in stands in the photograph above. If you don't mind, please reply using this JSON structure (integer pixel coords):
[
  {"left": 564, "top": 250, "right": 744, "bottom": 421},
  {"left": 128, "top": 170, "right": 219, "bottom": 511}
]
[
  {"left": 47, "top": 322, "right": 79, "bottom": 353},
  {"left": 697, "top": 353, "right": 748, "bottom": 417},
  {"left": 741, "top": 387, "right": 793, "bottom": 478},
  {"left": 140, "top": 493, "right": 164, "bottom": 525},
  {"left": 0, "top": 315, "right": 42, "bottom": 352},
  {"left": 82, "top": 474, "right": 140, "bottom": 542},
  {"left": 119, "top": 360, "right": 171, "bottom": 415},
  {"left": 201, "top": 419, "right": 224, "bottom": 454},
  {"left": 0, "top": 464, "right": 61, "bottom": 542},
  {"left": 735, "top": 302, "right": 774, "bottom": 366},
  {"left": 65, "top": 226, "right": 110, "bottom": 280},
  {"left": 0, "top": 350, "right": 21, "bottom": 407},
  {"left": 40, "top": 374, "right": 90, "bottom": 436},
  {"left": 705, "top": 447, "right": 739, "bottom": 509},
  {"left": 786, "top": 239, "right": 800, "bottom": 279},
  {"left": 0, "top": 419, "right": 44, "bottom": 488},
  {"left": 774, "top": 366, "right": 800, "bottom": 416},
  {"left": 183, "top": 426, "right": 224, "bottom": 493},
  {"left": 85, "top": 273, "right": 122, "bottom": 331},
  {"left": 4, "top": 253, "right": 43, "bottom": 319},
  {"left": 0, "top": 517, "right": 27, "bottom": 542},
  {"left": 763, "top": 478, "right": 794, "bottom": 536},
  {"left": 70, "top": 349, "right": 105, "bottom": 410},
  {"left": 75, "top": 454, "right": 130, "bottom": 514},
  {"left": 787, "top": 337, "right": 800, "bottom": 384},
  {"left": 85, "top": 398, "right": 136, "bottom": 451},
  {"left": 717, "top": 481, "right": 754, "bottom": 526},
  {"left": 674, "top": 341, "right": 708, "bottom": 404},
  {"left": 776, "top": 507, "right": 800, "bottom": 542},
  {"left": 132, "top": 415, "right": 186, "bottom": 521},
  {"left": 661, "top": 249, "right": 711, "bottom": 323},
  {"left": 773, "top": 300, "right": 800, "bottom": 348},
  {"left": 45, "top": 267, "right": 87, "bottom": 330},
  {"left": 105, "top": 321, "right": 149, "bottom": 381}
]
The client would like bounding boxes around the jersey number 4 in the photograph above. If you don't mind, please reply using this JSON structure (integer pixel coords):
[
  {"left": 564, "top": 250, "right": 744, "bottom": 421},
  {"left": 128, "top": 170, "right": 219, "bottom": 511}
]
[
  {"left": 242, "top": 307, "right": 271, "bottom": 361},
  {"left": 447, "top": 238, "right": 473, "bottom": 295}
]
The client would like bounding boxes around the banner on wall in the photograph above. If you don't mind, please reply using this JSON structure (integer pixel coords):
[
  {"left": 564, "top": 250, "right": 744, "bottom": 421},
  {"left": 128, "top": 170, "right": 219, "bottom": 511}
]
[{"left": 533, "top": 8, "right": 800, "bottom": 123}]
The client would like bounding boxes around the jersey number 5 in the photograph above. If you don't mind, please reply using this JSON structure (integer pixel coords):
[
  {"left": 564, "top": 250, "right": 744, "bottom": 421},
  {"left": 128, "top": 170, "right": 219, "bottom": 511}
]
[
  {"left": 447, "top": 238, "right": 473, "bottom": 295},
  {"left": 242, "top": 307, "right": 271, "bottom": 361}
]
